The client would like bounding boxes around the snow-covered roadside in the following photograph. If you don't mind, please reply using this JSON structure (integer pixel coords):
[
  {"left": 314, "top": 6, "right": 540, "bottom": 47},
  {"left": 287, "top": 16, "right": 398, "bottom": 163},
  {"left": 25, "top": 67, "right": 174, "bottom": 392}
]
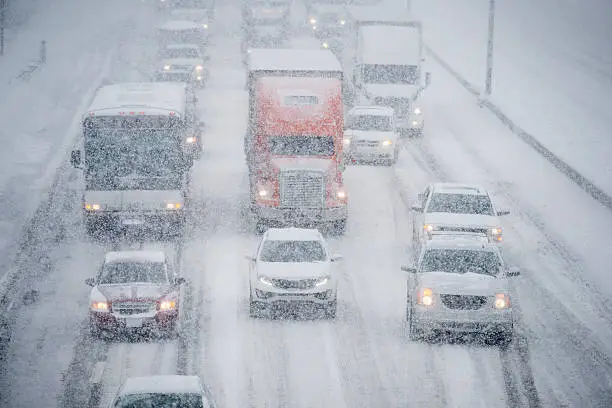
[
  {"left": 0, "top": 0, "right": 157, "bottom": 289},
  {"left": 411, "top": 0, "right": 612, "bottom": 197}
]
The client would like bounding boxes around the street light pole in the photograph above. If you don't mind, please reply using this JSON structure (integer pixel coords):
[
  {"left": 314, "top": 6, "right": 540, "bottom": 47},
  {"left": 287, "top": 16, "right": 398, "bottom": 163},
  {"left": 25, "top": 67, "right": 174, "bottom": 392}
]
[
  {"left": 0, "top": 0, "right": 6, "bottom": 56},
  {"left": 484, "top": 0, "right": 496, "bottom": 96}
]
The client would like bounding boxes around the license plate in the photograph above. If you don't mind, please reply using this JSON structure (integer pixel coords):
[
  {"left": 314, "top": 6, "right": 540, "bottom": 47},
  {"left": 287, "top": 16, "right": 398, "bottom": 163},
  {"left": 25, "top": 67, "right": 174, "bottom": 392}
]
[
  {"left": 124, "top": 317, "right": 143, "bottom": 328},
  {"left": 121, "top": 218, "right": 144, "bottom": 226}
]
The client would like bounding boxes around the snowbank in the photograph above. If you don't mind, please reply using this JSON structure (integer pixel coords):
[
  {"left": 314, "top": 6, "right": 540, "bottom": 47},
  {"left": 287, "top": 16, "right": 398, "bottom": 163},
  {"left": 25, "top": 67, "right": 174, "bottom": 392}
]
[{"left": 412, "top": 0, "right": 612, "bottom": 197}]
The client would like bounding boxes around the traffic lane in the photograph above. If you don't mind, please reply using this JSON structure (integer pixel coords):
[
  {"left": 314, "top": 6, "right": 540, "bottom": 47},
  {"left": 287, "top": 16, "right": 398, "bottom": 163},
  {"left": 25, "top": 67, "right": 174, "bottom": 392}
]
[
  {"left": 403, "top": 59, "right": 612, "bottom": 405},
  {"left": 338, "top": 164, "right": 508, "bottom": 407}
]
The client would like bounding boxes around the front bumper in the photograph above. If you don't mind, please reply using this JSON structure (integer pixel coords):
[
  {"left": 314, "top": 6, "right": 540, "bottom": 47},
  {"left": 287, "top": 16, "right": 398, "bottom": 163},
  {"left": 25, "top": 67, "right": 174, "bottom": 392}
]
[
  {"left": 85, "top": 210, "right": 185, "bottom": 231},
  {"left": 90, "top": 310, "right": 178, "bottom": 332},
  {"left": 412, "top": 306, "right": 514, "bottom": 334},
  {"left": 345, "top": 142, "right": 396, "bottom": 160},
  {"left": 251, "top": 283, "right": 336, "bottom": 305},
  {"left": 253, "top": 205, "right": 347, "bottom": 224}
]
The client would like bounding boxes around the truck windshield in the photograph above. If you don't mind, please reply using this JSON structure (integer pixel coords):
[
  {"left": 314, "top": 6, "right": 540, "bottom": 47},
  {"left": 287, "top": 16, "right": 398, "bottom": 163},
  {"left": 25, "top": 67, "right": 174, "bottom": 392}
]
[
  {"left": 362, "top": 64, "right": 419, "bottom": 85},
  {"left": 347, "top": 114, "right": 392, "bottom": 131},
  {"left": 421, "top": 249, "right": 501, "bottom": 276},
  {"left": 84, "top": 128, "right": 186, "bottom": 191},
  {"left": 268, "top": 136, "right": 335, "bottom": 156}
]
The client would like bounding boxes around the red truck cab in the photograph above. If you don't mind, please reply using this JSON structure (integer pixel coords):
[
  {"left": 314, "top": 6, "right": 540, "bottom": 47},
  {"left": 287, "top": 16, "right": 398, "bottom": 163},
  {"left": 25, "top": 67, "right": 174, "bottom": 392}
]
[{"left": 246, "top": 49, "right": 348, "bottom": 233}]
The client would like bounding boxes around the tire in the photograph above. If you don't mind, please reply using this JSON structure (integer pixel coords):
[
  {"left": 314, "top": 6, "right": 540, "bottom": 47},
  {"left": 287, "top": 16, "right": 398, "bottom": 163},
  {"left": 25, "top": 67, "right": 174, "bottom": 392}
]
[
  {"left": 249, "top": 299, "right": 265, "bottom": 318},
  {"left": 324, "top": 300, "right": 337, "bottom": 319},
  {"left": 406, "top": 305, "right": 422, "bottom": 340},
  {"left": 496, "top": 330, "right": 513, "bottom": 350}
]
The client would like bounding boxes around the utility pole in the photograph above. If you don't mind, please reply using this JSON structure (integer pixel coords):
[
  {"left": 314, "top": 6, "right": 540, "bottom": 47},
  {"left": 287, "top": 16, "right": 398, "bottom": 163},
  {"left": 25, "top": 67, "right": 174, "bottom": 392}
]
[
  {"left": 484, "top": 0, "right": 496, "bottom": 96},
  {"left": 0, "top": 0, "right": 6, "bottom": 56}
]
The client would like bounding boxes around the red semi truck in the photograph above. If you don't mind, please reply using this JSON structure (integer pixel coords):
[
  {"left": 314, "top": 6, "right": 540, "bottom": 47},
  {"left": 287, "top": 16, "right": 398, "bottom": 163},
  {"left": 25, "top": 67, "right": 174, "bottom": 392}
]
[{"left": 245, "top": 49, "right": 348, "bottom": 233}]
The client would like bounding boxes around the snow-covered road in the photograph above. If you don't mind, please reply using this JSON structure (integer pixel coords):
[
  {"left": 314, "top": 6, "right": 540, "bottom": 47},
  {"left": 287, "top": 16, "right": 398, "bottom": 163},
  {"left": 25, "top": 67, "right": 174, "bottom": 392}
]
[{"left": 1, "top": 1, "right": 611, "bottom": 407}]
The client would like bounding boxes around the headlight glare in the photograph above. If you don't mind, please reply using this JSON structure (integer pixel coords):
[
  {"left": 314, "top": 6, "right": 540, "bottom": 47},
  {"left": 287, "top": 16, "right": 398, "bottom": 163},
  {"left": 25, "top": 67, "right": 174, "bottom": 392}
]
[
  {"left": 85, "top": 203, "right": 102, "bottom": 211},
  {"left": 91, "top": 301, "right": 109, "bottom": 311},
  {"left": 418, "top": 288, "right": 434, "bottom": 306},
  {"left": 166, "top": 202, "right": 182, "bottom": 210},
  {"left": 494, "top": 293, "right": 510, "bottom": 309},
  {"left": 382, "top": 140, "right": 392, "bottom": 147},
  {"left": 195, "top": 65, "right": 203, "bottom": 71},
  {"left": 259, "top": 276, "right": 273, "bottom": 286},
  {"left": 414, "top": 107, "right": 422, "bottom": 115},
  {"left": 163, "top": 65, "right": 171, "bottom": 70},
  {"left": 309, "top": 17, "right": 317, "bottom": 24}
]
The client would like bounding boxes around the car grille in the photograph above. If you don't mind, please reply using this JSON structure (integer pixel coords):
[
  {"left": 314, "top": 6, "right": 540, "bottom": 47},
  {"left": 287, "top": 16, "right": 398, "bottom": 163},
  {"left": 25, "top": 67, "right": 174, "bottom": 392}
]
[
  {"left": 279, "top": 170, "right": 325, "bottom": 208},
  {"left": 354, "top": 140, "right": 380, "bottom": 147},
  {"left": 441, "top": 295, "right": 487, "bottom": 310},
  {"left": 436, "top": 226, "right": 489, "bottom": 234},
  {"left": 170, "top": 65, "right": 193, "bottom": 71},
  {"left": 272, "top": 278, "right": 318, "bottom": 289},
  {"left": 113, "top": 301, "right": 157, "bottom": 315}
]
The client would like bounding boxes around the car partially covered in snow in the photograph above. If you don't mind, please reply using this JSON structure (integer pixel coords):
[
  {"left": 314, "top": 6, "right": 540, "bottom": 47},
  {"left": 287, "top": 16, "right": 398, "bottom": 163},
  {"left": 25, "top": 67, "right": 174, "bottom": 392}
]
[
  {"left": 109, "top": 375, "right": 216, "bottom": 407},
  {"left": 343, "top": 105, "right": 399, "bottom": 165},
  {"left": 169, "top": 7, "right": 212, "bottom": 33},
  {"left": 246, "top": 228, "right": 342, "bottom": 318},
  {"left": 158, "top": 20, "right": 208, "bottom": 49},
  {"left": 411, "top": 183, "right": 510, "bottom": 250},
  {"left": 402, "top": 233, "right": 520, "bottom": 346},
  {"left": 86, "top": 251, "right": 186, "bottom": 338},
  {"left": 156, "top": 44, "right": 209, "bottom": 88}
]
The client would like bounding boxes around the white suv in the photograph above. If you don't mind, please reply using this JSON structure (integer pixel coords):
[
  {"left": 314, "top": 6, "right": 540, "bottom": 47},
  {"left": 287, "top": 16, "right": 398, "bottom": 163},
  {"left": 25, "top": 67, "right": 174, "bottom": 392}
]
[
  {"left": 412, "top": 183, "right": 510, "bottom": 250},
  {"left": 246, "top": 228, "right": 342, "bottom": 318},
  {"left": 401, "top": 233, "right": 520, "bottom": 347},
  {"left": 343, "top": 106, "right": 399, "bottom": 166}
]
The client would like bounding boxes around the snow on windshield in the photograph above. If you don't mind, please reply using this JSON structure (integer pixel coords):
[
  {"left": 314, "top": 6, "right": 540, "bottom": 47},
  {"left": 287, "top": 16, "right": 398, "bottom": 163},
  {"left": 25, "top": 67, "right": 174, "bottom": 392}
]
[{"left": 259, "top": 240, "right": 326, "bottom": 262}]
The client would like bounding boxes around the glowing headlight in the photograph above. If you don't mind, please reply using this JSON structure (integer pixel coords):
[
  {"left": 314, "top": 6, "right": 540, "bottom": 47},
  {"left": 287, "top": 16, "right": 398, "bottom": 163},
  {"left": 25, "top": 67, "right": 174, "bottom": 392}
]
[
  {"left": 322, "top": 42, "right": 329, "bottom": 49},
  {"left": 258, "top": 188, "right": 269, "bottom": 198},
  {"left": 91, "top": 301, "right": 109, "bottom": 311},
  {"left": 259, "top": 276, "right": 273, "bottom": 286},
  {"left": 423, "top": 224, "right": 434, "bottom": 232},
  {"left": 159, "top": 299, "right": 176, "bottom": 310},
  {"left": 343, "top": 138, "right": 351, "bottom": 145},
  {"left": 85, "top": 203, "right": 101, "bottom": 211},
  {"left": 195, "top": 65, "right": 203, "bottom": 71},
  {"left": 413, "top": 107, "right": 422, "bottom": 115},
  {"left": 418, "top": 288, "right": 434, "bottom": 306},
  {"left": 203, "top": 24, "right": 208, "bottom": 29},
  {"left": 411, "top": 120, "right": 419, "bottom": 126},
  {"left": 196, "top": 76, "right": 202, "bottom": 80},
  {"left": 336, "top": 189, "right": 347, "bottom": 199},
  {"left": 315, "top": 276, "right": 331, "bottom": 286},
  {"left": 339, "top": 19, "right": 346, "bottom": 25},
  {"left": 163, "top": 65, "right": 171, "bottom": 70},
  {"left": 186, "top": 136, "right": 197, "bottom": 144},
  {"left": 381, "top": 140, "right": 393, "bottom": 147},
  {"left": 309, "top": 17, "right": 317, "bottom": 24},
  {"left": 166, "top": 202, "right": 182, "bottom": 210},
  {"left": 494, "top": 293, "right": 510, "bottom": 309},
  {"left": 312, "top": 25, "right": 317, "bottom": 30},
  {"left": 490, "top": 227, "right": 503, "bottom": 242}
]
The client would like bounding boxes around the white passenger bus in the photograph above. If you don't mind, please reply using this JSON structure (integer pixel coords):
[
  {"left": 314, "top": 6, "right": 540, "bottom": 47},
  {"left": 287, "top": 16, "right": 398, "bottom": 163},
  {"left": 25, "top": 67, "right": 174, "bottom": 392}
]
[{"left": 70, "top": 82, "right": 201, "bottom": 236}]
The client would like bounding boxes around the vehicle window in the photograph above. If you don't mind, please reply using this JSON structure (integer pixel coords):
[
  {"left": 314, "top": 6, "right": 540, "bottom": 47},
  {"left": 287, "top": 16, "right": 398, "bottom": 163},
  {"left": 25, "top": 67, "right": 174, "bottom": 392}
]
[
  {"left": 162, "top": 48, "right": 200, "bottom": 59},
  {"left": 268, "top": 136, "right": 335, "bottom": 156},
  {"left": 347, "top": 114, "right": 392, "bottom": 131},
  {"left": 114, "top": 393, "right": 203, "bottom": 408},
  {"left": 426, "top": 193, "right": 495, "bottom": 216},
  {"left": 421, "top": 249, "right": 501, "bottom": 276},
  {"left": 259, "top": 240, "right": 327, "bottom": 262},
  {"left": 99, "top": 262, "right": 168, "bottom": 285}
]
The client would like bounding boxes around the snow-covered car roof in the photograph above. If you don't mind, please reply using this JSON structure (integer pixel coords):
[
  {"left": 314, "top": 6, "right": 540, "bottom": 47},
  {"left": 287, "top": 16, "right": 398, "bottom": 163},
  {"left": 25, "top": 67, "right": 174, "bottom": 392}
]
[
  {"left": 264, "top": 227, "right": 323, "bottom": 241},
  {"left": 347, "top": 105, "right": 394, "bottom": 116},
  {"left": 87, "top": 82, "right": 187, "bottom": 117},
  {"left": 159, "top": 20, "right": 202, "bottom": 31},
  {"left": 118, "top": 375, "right": 202, "bottom": 396},
  {"left": 247, "top": 49, "right": 342, "bottom": 73},
  {"left": 104, "top": 251, "right": 166, "bottom": 264},
  {"left": 431, "top": 183, "right": 489, "bottom": 196}
]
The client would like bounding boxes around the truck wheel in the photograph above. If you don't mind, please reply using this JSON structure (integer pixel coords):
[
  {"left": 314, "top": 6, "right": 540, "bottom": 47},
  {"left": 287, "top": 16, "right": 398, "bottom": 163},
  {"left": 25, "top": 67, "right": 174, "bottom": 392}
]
[
  {"left": 324, "top": 300, "right": 337, "bottom": 319},
  {"left": 85, "top": 218, "right": 99, "bottom": 237},
  {"left": 407, "top": 311, "right": 423, "bottom": 341}
]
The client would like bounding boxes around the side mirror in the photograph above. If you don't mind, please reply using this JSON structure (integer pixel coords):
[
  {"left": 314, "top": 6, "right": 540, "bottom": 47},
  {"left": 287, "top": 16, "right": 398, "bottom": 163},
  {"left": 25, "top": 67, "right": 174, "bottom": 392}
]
[
  {"left": 330, "top": 254, "right": 343, "bottom": 262},
  {"left": 85, "top": 278, "right": 95, "bottom": 287},
  {"left": 401, "top": 265, "right": 417, "bottom": 273},
  {"left": 411, "top": 204, "right": 423, "bottom": 212},
  {"left": 244, "top": 255, "right": 256, "bottom": 262},
  {"left": 175, "top": 276, "right": 187, "bottom": 285},
  {"left": 507, "top": 266, "right": 521, "bottom": 277},
  {"left": 70, "top": 150, "right": 82, "bottom": 168},
  {"left": 497, "top": 209, "right": 510, "bottom": 216},
  {"left": 425, "top": 72, "right": 431, "bottom": 87}
]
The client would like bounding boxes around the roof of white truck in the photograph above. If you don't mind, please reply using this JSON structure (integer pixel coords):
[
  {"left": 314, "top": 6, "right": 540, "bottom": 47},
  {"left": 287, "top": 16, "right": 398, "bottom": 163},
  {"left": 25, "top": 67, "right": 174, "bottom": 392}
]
[
  {"left": 247, "top": 49, "right": 342, "bottom": 73},
  {"left": 87, "top": 82, "right": 187, "bottom": 116},
  {"left": 349, "top": 6, "right": 419, "bottom": 26},
  {"left": 359, "top": 24, "right": 421, "bottom": 64}
]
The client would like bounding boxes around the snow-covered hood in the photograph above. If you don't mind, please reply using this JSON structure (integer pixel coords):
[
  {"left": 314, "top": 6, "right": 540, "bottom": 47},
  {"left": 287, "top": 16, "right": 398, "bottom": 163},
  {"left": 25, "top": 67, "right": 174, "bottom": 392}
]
[
  {"left": 424, "top": 212, "right": 500, "bottom": 229},
  {"left": 256, "top": 262, "right": 332, "bottom": 279},
  {"left": 419, "top": 272, "right": 508, "bottom": 296},
  {"left": 271, "top": 157, "right": 335, "bottom": 172},
  {"left": 344, "top": 129, "right": 397, "bottom": 142},
  {"left": 95, "top": 284, "right": 172, "bottom": 302},
  {"left": 161, "top": 58, "right": 202, "bottom": 69},
  {"left": 365, "top": 84, "right": 419, "bottom": 99},
  {"left": 85, "top": 190, "right": 184, "bottom": 212}
]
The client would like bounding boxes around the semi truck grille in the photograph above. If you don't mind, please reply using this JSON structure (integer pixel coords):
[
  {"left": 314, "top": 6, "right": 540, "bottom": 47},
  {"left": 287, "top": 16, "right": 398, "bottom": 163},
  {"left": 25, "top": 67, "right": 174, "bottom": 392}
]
[
  {"left": 436, "top": 226, "right": 489, "bottom": 234},
  {"left": 280, "top": 170, "right": 325, "bottom": 208},
  {"left": 441, "top": 295, "right": 487, "bottom": 310},
  {"left": 113, "top": 301, "right": 156, "bottom": 315},
  {"left": 272, "top": 278, "right": 318, "bottom": 290}
]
